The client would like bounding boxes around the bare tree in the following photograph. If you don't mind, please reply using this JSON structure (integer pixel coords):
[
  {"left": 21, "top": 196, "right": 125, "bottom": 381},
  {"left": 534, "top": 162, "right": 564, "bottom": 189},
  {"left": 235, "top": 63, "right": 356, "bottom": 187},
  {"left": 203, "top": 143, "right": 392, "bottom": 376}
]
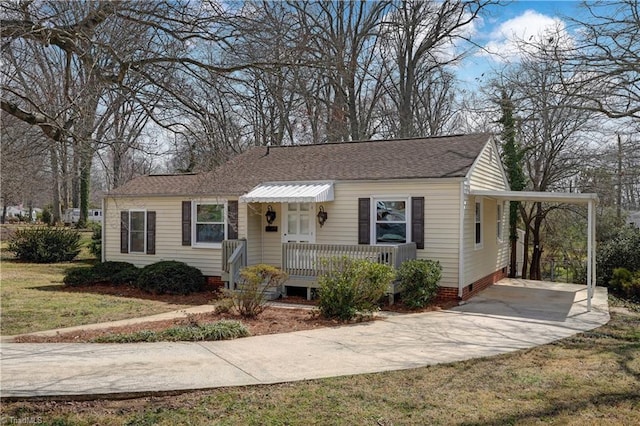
[
  {"left": 290, "top": 0, "right": 391, "bottom": 142},
  {"left": 0, "top": 114, "right": 50, "bottom": 222},
  {"left": 1, "top": 0, "right": 261, "bottom": 224},
  {"left": 380, "top": 0, "right": 494, "bottom": 138},
  {"left": 563, "top": 0, "right": 640, "bottom": 121},
  {"left": 491, "top": 28, "right": 597, "bottom": 280}
]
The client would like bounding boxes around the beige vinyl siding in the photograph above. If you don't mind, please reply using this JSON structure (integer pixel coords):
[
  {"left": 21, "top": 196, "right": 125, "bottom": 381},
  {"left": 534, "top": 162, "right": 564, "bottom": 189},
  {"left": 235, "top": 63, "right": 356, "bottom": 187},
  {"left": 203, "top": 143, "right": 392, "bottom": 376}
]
[
  {"left": 464, "top": 196, "right": 509, "bottom": 284},
  {"left": 243, "top": 203, "right": 264, "bottom": 266},
  {"left": 259, "top": 203, "right": 283, "bottom": 267},
  {"left": 468, "top": 140, "right": 508, "bottom": 191},
  {"left": 104, "top": 196, "right": 232, "bottom": 276},
  {"left": 464, "top": 139, "right": 510, "bottom": 285},
  {"left": 314, "top": 179, "right": 462, "bottom": 288}
]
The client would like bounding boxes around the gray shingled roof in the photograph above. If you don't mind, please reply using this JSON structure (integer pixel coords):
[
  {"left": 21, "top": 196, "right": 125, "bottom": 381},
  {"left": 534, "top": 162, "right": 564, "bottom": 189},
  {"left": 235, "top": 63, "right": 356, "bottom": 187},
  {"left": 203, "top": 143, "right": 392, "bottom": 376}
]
[{"left": 108, "top": 133, "right": 493, "bottom": 197}]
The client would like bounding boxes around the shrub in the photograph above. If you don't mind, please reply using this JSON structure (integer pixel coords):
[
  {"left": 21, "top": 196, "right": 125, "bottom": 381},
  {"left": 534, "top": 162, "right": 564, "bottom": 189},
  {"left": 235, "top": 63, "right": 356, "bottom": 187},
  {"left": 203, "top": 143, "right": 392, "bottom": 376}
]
[
  {"left": 88, "top": 222, "right": 102, "bottom": 259},
  {"left": 62, "top": 261, "right": 139, "bottom": 287},
  {"left": 91, "top": 320, "right": 249, "bottom": 343},
  {"left": 397, "top": 259, "right": 442, "bottom": 308},
  {"left": 7, "top": 227, "right": 81, "bottom": 263},
  {"left": 214, "top": 297, "right": 235, "bottom": 314},
  {"left": 610, "top": 268, "right": 640, "bottom": 301},
  {"left": 111, "top": 267, "right": 142, "bottom": 285},
  {"left": 63, "top": 267, "right": 100, "bottom": 287},
  {"left": 317, "top": 257, "right": 395, "bottom": 321},
  {"left": 91, "top": 261, "right": 137, "bottom": 280},
  {"left": 136, "top": 261, "right": 205, "bottom": 295},
  {"left": 227, "top": 264, "right": 288, "bottom": 317},
  {"left": 597, "top": 226, "right": 640, "bottom": 287},
  {"left": 41, "top": 208, "right": 52, "bottom": 226}
]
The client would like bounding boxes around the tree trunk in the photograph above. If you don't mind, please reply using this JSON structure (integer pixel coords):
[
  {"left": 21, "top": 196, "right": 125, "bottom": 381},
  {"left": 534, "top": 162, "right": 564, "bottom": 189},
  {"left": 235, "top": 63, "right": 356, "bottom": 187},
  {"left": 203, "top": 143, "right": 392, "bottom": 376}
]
[
  {"left": 529, "top": 203, "right": 544, "bottom": 280},
  {"left": 521, "top": 226, "right": 530, "bottom": 279},
  {"left": 508, "top": 201, "right": 519, "bottom": 277},
  {"left": 78, "top": 152, "right": 91, "bottom": 228},
  {"left": 49, "top": 144, "right": 62, "bottom": 224}
]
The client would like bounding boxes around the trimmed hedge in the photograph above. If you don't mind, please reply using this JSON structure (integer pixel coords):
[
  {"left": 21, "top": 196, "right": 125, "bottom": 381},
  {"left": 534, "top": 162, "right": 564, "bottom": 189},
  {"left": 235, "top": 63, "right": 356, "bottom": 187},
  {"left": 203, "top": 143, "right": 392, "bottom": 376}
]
[
  {"left": 397, "top": 259, "right": 442, "bottom": 308},
  {"left": 136, "top": 261, "right": 205, "bottom": 295},
  {"left": 111, "top": 267, "right": 142, "bottom": 285},
  {"left": 7, "top": 227, "right": 81, "bottom": 263},
  {"left": 63, "top": 267, "right": 100, "bottom": 287},
  {"left": 63, "top": 261, "right": 138, "bottom": 287}
]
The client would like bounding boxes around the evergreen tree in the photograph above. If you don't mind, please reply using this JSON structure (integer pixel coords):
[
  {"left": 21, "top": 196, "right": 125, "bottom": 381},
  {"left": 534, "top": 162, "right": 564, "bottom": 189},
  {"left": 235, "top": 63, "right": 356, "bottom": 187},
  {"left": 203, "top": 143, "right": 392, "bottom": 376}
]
[{"left": 498, "top": 91, "right": 526, "bottom": 277}]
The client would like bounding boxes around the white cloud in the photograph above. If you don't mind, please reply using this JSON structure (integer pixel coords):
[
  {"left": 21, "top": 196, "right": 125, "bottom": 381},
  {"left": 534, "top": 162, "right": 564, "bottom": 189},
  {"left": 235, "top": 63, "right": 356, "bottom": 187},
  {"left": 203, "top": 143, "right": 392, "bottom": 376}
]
[{"left": 480, "top": 9, "right": 569, "bottom": 62}]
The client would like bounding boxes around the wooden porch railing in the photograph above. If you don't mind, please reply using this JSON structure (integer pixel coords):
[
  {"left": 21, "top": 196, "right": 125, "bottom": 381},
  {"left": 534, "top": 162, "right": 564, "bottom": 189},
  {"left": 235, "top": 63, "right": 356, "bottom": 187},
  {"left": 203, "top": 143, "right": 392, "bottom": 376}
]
[
  {"left": 222, "top": 239, "right": 247, "bottom": 290},
  {"left": 281, "top": 242, "right": 417, "bottom": 277}
]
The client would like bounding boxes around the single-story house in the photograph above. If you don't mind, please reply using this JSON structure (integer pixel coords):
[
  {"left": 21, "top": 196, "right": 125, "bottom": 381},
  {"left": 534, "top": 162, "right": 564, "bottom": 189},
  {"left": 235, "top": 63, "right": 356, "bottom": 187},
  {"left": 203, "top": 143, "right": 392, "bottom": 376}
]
[{"left": 102, "top": 132, "right": 598, "bottom": 304}]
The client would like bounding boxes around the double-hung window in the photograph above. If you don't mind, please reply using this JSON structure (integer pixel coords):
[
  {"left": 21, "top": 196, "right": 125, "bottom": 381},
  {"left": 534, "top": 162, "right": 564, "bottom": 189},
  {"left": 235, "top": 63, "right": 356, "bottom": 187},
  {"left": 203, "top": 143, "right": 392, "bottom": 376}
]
[
  {"left": 129, "top": 211, "right": 146, "bottom": 253},
  {"left": 194, "top": 202, "right": 225, "bottom": 245},
  {"left": 120, "top": 210, "right": 155, "bottom": 255},
  {"left": 374, "top": 199, "right": 408, "bottom": 243},
  {"left": 475, "top": 199, "right": 483, "bottom": 248}
]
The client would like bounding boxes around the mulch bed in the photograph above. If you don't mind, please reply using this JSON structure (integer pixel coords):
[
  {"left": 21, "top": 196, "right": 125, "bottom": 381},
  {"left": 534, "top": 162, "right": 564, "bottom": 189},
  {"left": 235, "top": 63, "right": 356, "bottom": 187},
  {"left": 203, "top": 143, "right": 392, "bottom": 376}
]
[{"left": 13, "top": 283, "right": 457, "bottom": 343}]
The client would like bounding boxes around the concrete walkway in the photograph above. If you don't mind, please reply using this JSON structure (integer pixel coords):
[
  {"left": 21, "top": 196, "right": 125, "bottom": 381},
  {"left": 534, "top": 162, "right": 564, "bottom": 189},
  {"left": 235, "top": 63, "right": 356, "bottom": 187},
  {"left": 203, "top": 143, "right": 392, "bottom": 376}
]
[{"left": 0, "top": 279, "right": 610, "bottom": 399}]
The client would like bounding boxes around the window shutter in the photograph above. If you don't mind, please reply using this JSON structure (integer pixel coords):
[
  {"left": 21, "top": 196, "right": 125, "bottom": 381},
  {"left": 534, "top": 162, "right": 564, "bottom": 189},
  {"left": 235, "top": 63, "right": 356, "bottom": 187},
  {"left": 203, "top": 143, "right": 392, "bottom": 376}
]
[
  {"left": 227, "top": 200, "right": 238, "bottom": 240},
  {"left": 181, "top": 201, "right": 191, "bottom": 246},
  {"left": 358, "top": 198, "right": 370, "bottom": 245},
  {"left": 146, "top": 211, "right": 156, "bottom": 254},
  {"left": 120, "top": 211, "right": 129, "bottom": 253},
  {"left": 411, "top": 197, "right": 425, "bottom": 250}
]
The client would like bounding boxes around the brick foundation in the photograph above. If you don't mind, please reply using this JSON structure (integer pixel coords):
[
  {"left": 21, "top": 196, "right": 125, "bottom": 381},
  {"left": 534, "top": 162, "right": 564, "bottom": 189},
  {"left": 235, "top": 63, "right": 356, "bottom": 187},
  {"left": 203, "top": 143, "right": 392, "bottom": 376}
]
[
  {"left": 436, "top": 267, "right": 508, "bottom": 301},
  {"left": 205, "top": 276, "right": 224, "bottom": 291}
]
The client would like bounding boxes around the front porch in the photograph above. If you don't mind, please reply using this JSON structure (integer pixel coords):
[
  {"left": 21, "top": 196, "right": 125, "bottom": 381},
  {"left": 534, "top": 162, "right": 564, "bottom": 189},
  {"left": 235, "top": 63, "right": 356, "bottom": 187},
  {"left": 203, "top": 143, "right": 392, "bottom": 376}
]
[{"left": 222, "top": 240, "right": 417, "bottom": 300}]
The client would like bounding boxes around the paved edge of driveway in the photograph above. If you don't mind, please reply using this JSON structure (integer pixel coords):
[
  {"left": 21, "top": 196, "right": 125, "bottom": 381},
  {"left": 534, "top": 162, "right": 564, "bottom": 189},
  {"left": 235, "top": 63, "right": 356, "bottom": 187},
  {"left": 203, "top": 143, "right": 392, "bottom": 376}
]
[{"left": 0, "top": 281, "right": 611, "bottom": 400}]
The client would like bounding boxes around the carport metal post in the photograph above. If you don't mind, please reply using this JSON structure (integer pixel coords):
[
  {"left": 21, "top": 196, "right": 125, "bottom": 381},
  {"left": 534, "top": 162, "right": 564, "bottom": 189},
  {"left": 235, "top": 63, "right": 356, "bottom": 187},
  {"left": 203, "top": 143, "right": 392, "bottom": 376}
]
[{"left": 587, "top": 199, "right": 596, "bottom": 312}]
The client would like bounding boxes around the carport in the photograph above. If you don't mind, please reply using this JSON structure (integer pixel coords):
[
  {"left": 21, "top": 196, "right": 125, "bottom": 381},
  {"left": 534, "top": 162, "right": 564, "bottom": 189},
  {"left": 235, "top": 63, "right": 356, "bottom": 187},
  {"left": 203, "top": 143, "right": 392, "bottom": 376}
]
[{"left": 471, "top": 190, "right": 598, "bottom": 311}]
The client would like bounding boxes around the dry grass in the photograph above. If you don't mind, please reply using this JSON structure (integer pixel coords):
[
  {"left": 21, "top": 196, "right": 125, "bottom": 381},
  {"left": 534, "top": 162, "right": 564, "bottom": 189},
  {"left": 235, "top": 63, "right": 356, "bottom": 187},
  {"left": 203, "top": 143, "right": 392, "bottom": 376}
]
[
  {"left": 0, "top": 232, "right": 200, "bottom": 336},
  {"left": 2, "top": 305, "right": 638, "bottom": 425},
  {"left": 2, "top": 225, "right": 638, "bottom": 424}
]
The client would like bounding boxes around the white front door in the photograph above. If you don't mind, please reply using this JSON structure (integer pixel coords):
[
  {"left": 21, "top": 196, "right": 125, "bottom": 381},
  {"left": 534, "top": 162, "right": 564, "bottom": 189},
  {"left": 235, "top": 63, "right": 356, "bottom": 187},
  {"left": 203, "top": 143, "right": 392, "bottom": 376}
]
[{"left": 282, "top": 202, "right": 315, "bottom": 243}]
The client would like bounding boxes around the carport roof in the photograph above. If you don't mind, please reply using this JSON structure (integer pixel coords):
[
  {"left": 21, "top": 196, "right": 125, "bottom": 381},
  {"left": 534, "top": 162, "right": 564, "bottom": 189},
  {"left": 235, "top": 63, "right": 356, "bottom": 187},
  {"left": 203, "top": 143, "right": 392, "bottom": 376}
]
[
  {"left": 471, "top": 190, "right": 598, "bottom": 204},
  {"left": 471, "top": 189, "right": 598, "bottom": 312}
]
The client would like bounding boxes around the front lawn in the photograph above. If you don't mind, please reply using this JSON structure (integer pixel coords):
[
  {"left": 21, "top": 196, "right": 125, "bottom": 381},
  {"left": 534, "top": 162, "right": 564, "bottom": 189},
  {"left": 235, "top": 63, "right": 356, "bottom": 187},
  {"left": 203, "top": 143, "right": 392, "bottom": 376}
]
[{"left": 0, "top": 232, "right": 201, "bottom": 336}]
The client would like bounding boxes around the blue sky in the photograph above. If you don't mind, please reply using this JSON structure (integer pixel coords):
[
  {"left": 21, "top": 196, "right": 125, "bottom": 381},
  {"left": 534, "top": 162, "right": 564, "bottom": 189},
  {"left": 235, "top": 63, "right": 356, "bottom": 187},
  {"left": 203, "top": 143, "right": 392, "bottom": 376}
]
[{"left": 457, "top": 1, "right": 589, "bottom": 88}]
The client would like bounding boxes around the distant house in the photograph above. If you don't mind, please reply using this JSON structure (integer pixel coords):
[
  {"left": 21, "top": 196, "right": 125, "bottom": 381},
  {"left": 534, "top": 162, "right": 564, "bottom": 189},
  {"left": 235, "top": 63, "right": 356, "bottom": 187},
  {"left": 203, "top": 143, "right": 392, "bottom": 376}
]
[
  {"left": 103, "top": 133, "right": 517, "bottom": 300},
  {"left": 63, "top": 208, "right": 102, "bottom": 225},
  {"left": 2, "top": 205, "right": 39, "bottom": 222},
  {"left": 627, "top": 211, "right": 640, "bottom": 228}
]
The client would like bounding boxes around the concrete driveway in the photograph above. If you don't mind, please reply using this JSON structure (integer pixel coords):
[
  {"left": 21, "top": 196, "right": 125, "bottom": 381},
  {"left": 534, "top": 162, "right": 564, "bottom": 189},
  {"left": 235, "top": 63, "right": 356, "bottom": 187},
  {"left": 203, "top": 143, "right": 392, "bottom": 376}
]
[{"left": 0, "top": 279, "right": 610, "bottom": 399}]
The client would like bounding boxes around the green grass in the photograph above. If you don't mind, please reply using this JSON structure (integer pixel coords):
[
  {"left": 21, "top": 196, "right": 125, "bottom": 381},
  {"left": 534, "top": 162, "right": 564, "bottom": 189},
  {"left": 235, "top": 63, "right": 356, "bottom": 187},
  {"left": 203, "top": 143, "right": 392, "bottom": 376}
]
[
  {"left": 0, "top": 229, "right": 195, "bottom": 336},
  {"left": 2, "top": 304, "right": 639, "bottom": 425}
]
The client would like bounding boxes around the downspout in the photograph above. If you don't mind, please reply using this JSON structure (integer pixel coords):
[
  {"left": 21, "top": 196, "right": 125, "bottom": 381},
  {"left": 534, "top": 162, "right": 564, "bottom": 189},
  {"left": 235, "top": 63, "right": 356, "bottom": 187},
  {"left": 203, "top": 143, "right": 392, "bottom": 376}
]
[
  {"left": 101, "top": 198, "right": 106, "bottom": 263},
  {"left": 458, "top": 180, "right": 466, "bottom": 299}
]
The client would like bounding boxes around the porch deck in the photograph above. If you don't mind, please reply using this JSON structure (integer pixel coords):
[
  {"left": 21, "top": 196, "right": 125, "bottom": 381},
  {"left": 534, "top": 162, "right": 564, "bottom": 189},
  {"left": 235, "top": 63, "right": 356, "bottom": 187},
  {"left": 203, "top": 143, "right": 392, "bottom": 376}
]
[{"left": 222, "top": 240, "right": 417, "bottom": 301}]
